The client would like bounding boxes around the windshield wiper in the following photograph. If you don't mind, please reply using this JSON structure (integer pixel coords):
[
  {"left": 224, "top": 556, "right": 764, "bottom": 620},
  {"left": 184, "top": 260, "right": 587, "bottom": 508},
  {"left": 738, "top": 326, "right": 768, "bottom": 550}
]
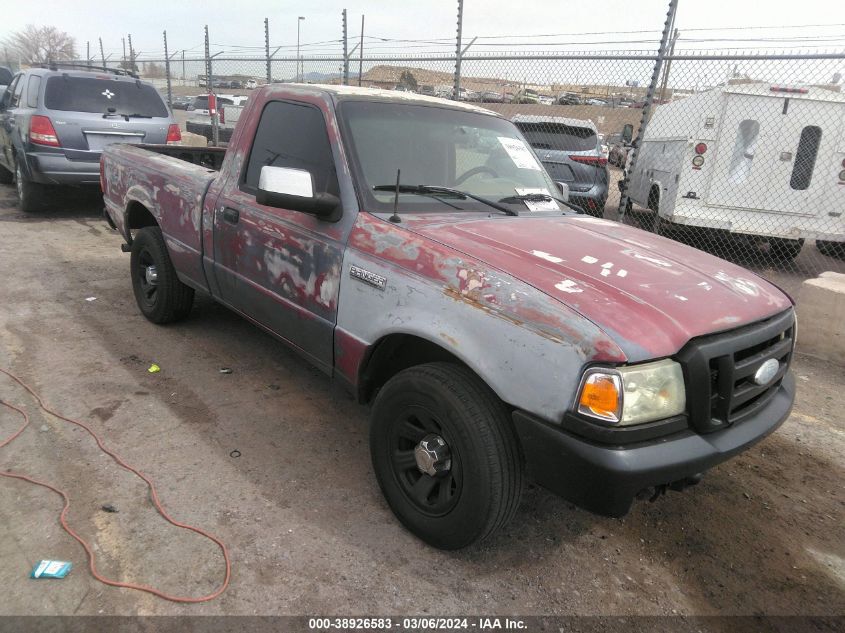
[
  {"left": 372, "top": 184, "right": 464, "bottom": 210},
  {"left": 373, "top": 184, "right": 518, "bottom": 216},
  {"left": 116, "top": 113, "right": 153, "bottom": 119}
]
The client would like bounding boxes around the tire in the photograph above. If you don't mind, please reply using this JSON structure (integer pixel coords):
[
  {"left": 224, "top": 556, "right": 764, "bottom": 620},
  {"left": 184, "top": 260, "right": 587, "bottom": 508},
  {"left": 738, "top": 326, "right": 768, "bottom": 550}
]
[
  {"left": 817, "top": 240, "right": 845, "bottom": 260},
  {"left": 130, "top": 226, "right": 195, "bottom": 323},
  {"left": 0, "top": 163, "right": 12, "bottom": 185},
  {"left": 370, "top": 362, "right": 523, "bottom": 549},
  {"left": 15, "top": 159, "right": 48, "bottom": 212},
  {"left": 768, "top": 237, "right": 804, "bottom": 262}
]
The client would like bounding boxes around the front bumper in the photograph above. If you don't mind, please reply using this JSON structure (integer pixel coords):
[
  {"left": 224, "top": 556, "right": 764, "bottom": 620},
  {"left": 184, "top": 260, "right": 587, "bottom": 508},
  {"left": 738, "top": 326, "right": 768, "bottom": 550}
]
[
  {"left": 26, "top": 151, "right": 101, "bottom": 185},
  {"left": 512, "top": 371, "right": 794, "bottom": 517}
]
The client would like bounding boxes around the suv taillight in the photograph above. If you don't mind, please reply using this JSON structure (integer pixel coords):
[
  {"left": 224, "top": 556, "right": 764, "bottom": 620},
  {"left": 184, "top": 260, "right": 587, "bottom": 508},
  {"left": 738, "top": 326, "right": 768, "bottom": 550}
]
[
  {"left": 30, "top": 115, "right": 60, "bottom": 147},
  {"left": 166, "top": 124, "right": 182, "bottom": 144},
  {"left": 219, "top": 107, "right": 225, "bottom": 125},
  {"left": 99, "top": 154, "right": 106, "bottom": 193},
  {"left": 569, "top": 154, "right": 608, "bottom": 166}
]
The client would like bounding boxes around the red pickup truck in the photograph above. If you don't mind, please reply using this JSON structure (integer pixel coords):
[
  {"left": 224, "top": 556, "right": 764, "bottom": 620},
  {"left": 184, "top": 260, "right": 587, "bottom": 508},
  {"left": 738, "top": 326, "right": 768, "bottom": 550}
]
[{"left": 101, "top": 84, "right": 796, "bottom": 549}]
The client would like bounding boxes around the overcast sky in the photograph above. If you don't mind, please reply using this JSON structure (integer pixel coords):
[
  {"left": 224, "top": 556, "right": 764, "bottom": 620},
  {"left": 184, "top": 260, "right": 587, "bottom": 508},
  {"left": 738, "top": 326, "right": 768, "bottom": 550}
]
[{"left": 2, "top": 0, "right": 843, "bottom": 59}]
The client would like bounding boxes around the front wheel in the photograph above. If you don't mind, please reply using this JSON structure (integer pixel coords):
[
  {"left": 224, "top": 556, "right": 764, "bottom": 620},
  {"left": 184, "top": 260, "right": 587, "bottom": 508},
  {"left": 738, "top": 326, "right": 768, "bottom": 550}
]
[
  {"left": 130, "top": 226, "right": 195, "bottom": 323},
  {"left": 370, "top": 362, "right": 523, "bottom": 549}
]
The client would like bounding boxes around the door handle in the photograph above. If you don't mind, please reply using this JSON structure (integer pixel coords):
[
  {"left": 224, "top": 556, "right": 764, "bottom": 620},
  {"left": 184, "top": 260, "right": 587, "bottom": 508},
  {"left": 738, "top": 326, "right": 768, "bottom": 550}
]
[{"left": 222, "top": 207, "right": 239, "bottom": 224}]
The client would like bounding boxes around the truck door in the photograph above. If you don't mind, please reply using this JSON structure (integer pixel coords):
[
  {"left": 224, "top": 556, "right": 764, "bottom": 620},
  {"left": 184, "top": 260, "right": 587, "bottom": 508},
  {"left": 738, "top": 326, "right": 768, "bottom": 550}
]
[
  {"left": 211, "top": 99, "right": 344, "bottom": 371},
  {"left": 707, "top": 93, "right": 839, "bottom": 216}
]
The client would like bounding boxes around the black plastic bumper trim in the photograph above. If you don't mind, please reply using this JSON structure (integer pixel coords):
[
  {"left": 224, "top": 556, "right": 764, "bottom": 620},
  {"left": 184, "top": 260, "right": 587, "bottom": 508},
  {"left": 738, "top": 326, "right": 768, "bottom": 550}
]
[{"left": 512, "top": 372, "right": 794, "bottom": 517}]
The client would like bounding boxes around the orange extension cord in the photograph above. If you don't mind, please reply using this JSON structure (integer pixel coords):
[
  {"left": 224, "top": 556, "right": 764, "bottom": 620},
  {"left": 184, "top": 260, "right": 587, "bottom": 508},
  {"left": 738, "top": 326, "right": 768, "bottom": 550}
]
[{"left": 0, "top": 366, "right": 230, "bottom": 603}]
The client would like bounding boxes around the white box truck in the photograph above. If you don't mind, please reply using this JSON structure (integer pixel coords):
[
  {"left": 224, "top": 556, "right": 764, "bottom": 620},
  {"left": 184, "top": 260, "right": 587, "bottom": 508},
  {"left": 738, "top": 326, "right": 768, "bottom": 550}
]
[{"left": 623, "top": 82, "right": 845, "bottom": 260}]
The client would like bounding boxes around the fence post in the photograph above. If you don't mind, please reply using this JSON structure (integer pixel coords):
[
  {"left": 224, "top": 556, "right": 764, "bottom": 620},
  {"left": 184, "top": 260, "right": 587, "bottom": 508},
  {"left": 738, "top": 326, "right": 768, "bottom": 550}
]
[
  {"left": 617, "top": 0, "right": 678, "bottom": 221},
  {"left": 163, "top": 30, "right": 172, "bottom": 107},
  {"left": 358, "top": 14, "right": 364, "bottom": 86},
  {"left": 342, "top": 9, "right": 349, "bottom": 85},
  {"left": 264, "top": 18, "right": 271, "bottom": 83},
  {"left": 86, "top": 42, "right": 91, "bottom": 68},
  {"left": 453, "top": 0, "right": 464, "bottom": 100},
  {"left": 205, "top": 25, "right": 219, "bottom": 147},
  {"left": 128, "top": 34, "right": 135, "bottom": 72}
]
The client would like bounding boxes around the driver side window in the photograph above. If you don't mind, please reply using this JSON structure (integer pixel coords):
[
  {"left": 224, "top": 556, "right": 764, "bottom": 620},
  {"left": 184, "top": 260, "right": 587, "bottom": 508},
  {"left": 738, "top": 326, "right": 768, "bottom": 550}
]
[{"left": 242, "top": 100, "right": 338, "bottom": 198}]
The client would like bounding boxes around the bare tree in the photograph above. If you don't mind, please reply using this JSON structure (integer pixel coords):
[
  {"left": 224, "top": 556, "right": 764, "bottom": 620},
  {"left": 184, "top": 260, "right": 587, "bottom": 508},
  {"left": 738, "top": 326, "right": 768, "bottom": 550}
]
[{"left": 3, "top": 25, "right": 76, "bottom": 64}]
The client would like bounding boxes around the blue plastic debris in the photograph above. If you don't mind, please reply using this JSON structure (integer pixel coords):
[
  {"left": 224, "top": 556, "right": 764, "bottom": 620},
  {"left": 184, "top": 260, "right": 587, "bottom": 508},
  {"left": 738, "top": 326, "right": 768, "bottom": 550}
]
[{"left": 30, "top": 560, "right": 72, "bottom": 579}]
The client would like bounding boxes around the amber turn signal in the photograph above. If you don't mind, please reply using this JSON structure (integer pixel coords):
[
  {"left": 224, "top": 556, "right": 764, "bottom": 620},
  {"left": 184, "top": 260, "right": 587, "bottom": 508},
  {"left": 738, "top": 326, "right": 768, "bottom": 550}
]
[{"left": 577, "top": 373, "right": 622, "bottom": 422}]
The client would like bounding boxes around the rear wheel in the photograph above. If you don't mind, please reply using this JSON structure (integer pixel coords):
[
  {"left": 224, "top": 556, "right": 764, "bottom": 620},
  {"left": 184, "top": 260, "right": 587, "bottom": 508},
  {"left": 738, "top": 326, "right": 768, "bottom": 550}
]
[
  {"left": 817, "top": 240, "right": 845, "bottom": 260},
  {"left": 15, "top": 159, "right": 47, "bottom": 213},
  {"left": 370, "top": 362, "right": 523, "bottom": 549},
  {"left": 130, "top": 226, "right": 195, "bottom": 323},
  {"left": 767, "top": 237, "right": 804, "bottom": 262}
]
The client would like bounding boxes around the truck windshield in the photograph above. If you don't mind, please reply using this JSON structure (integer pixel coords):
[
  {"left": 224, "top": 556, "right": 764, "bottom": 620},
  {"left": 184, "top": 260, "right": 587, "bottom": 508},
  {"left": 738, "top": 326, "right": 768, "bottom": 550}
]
[{"left": 339, "top": 101, "right": 564, "bottom": 214}]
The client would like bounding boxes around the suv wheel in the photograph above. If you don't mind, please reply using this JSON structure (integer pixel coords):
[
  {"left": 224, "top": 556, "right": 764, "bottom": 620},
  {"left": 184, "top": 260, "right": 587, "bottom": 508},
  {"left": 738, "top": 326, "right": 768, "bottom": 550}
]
[
  {"left": 15, "top": 160, "right": 47, "bottom": 213},
  {"left": 370, "top": 362, "right": 523, "bottom": 549}
]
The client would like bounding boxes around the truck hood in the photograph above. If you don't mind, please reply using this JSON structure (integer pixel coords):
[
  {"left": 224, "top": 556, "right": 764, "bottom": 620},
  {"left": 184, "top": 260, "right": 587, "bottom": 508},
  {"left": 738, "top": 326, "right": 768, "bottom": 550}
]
[{"left": 402, "top": 214, "right": 792, "bottom": 361}]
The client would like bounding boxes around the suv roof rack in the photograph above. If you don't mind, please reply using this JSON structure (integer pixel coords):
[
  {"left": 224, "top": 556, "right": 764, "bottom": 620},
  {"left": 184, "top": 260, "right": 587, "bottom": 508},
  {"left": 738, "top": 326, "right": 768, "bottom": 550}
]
[{"left": 39, "top": 62, "right": 139, "bottom": 79}]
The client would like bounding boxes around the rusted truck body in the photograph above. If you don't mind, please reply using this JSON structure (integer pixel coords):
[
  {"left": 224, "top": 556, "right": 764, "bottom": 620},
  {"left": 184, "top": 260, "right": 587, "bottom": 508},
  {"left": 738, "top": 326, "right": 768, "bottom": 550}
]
[{"left": 102, "top": 84, "right": 796, "bottom": 549}]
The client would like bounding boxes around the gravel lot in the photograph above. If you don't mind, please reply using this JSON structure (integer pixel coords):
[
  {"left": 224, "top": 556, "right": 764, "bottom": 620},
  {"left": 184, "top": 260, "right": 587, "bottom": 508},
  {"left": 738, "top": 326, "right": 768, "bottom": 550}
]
[{"left": 0, "top": 182, "right": 843, "bottom": 621}]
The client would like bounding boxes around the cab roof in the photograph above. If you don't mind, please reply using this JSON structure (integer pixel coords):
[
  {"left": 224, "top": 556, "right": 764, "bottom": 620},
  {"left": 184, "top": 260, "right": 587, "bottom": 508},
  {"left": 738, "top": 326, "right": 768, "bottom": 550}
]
[{"left": 276, "top": 83, "right": 500, "bottom": 116}]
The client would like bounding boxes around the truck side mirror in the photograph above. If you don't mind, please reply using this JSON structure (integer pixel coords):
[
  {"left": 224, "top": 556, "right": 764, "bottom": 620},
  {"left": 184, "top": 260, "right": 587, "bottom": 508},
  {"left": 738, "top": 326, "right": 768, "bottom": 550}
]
[
  {"left": 256, "top": 165, "right": 340, "bottom": 221},
  {"left": 621, "top": 123, "right": 634, "bottom": 145}
]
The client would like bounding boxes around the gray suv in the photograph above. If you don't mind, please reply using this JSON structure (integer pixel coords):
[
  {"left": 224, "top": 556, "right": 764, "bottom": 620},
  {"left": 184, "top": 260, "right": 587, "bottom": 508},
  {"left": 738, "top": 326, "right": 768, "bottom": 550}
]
[
  {"left": 512, "top": 114, "right": 609, "bottom": 217},
  {"left": 0, "top": 65, "right": 180, "bottom": 212}
]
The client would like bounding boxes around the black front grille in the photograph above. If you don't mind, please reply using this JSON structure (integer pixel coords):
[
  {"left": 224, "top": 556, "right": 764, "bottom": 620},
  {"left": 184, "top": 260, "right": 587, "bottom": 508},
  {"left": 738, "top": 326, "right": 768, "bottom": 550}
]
[{"left": 678, "top": 309, "right": 795, "bottom": 433}]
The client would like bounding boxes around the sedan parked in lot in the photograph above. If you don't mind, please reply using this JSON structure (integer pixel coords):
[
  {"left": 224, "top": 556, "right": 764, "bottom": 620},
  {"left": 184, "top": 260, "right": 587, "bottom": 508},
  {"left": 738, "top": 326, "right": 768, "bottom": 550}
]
[
  {"left": 170, "top": 95, "right": 193, "bottom": 110},
  {"left": 0, "top": 65, "right": 180, "bottom": 212},
  {"left": 513, "top": 114, "right": 608, "bottom": 216}
]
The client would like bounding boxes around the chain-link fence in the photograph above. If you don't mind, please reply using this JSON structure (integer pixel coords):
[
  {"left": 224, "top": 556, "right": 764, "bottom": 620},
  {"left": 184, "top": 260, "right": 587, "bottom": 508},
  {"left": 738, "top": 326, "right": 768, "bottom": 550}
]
[{"left": 8, "top": 45, "right": 845, "bottom": 291}]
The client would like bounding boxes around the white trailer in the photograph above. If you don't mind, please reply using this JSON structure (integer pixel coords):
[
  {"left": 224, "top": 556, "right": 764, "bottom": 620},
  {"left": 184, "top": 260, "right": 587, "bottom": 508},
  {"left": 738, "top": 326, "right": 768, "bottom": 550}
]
[{"left": 624, "top": 82, "right": 845, "bottom": 259}]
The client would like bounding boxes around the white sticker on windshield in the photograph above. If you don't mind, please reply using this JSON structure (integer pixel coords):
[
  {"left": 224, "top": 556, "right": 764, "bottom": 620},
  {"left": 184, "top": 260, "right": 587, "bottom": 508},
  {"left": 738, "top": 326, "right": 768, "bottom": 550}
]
[
  {"left": 497, "top": 137, "right": 542, "bottom": 171},
  {"left": 515, "top": 187, "right": 559, "bottom": 212}
]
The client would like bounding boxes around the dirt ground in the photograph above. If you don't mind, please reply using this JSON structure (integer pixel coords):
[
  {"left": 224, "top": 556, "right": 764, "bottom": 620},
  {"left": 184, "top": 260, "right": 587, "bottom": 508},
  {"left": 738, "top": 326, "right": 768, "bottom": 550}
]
[{"left": 0, "top": 182, "right": 843, "bottom": 621}]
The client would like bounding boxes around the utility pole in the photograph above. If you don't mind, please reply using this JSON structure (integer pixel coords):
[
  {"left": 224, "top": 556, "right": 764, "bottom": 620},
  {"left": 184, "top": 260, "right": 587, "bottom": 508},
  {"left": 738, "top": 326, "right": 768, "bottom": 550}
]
[
  {"left": 181, "top": 50, "right": 185, "bottom": 81},
  {"left": 163, "top": 30, "right": 172, "bottom": 106},
  {"left": 86, "top": 41, "right": 91, "bottom": 67},
  {"left": 122, "top": 37, "right": 126, "bottom": 68},
  {"left": 453, "top": 0, "right": 464, "bottom": 101},
  {"left": 297, "top": 16, "right": 305, "bottom": 82},
  {"left": 342, "top": 9, "right": 349, "bottom": 85},
  {"left": 618, "top": 0, "right": 678, "bottom": 222},
  {"left": 99, "top": 37, "right": 106, "bottom": 68},
  {"left": 358, "top": 14, "right": 365, "bottom": 86},
  {"left": 264, "top": 18, "right": 271, "bottom": 83}
]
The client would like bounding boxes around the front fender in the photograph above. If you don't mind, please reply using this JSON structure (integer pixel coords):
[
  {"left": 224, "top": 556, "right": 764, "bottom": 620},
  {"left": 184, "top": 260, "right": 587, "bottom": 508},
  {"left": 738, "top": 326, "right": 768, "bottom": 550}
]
[{"left": 336, "top": 215, "right": 627, "bottom": 424}]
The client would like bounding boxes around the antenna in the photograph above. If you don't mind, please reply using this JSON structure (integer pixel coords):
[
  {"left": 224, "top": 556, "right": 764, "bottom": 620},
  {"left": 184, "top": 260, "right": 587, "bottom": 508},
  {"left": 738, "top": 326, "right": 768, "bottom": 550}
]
[{"left": 389, "top": 169, "right": 402, "bottom": 223}]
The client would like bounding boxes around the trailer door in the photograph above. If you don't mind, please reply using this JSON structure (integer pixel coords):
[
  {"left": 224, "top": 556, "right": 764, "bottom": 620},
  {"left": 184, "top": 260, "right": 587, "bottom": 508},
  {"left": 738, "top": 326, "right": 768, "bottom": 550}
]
[
  {"left": 707, "top": 94, "right": 838, "bottom": 216},
  {"left": 762, "top": 98, "right": 840, "bottom": 214}
]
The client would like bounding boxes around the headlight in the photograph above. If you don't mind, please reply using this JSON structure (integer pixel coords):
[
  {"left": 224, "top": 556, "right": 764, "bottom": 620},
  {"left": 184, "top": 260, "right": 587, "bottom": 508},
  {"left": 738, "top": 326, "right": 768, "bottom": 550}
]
[{"left": 576, "top": 359, "right": 686, "bottom": 426}]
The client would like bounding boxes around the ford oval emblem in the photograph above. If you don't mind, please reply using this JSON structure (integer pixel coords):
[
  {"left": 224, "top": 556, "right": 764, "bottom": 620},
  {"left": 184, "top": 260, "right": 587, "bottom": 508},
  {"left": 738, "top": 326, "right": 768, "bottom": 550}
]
[{"left": 752, "top": 358, "right": 780, "bottom": 386}]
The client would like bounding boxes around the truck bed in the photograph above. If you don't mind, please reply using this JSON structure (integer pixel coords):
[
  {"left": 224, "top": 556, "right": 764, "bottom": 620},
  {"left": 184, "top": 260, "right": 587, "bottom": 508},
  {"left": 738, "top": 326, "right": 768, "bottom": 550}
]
[
  {"left": 101, "top": 143, "right": 226, "bottom": 292},
  {"left": 133, "top": 144, "right": 227, "bottom": 170}
]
